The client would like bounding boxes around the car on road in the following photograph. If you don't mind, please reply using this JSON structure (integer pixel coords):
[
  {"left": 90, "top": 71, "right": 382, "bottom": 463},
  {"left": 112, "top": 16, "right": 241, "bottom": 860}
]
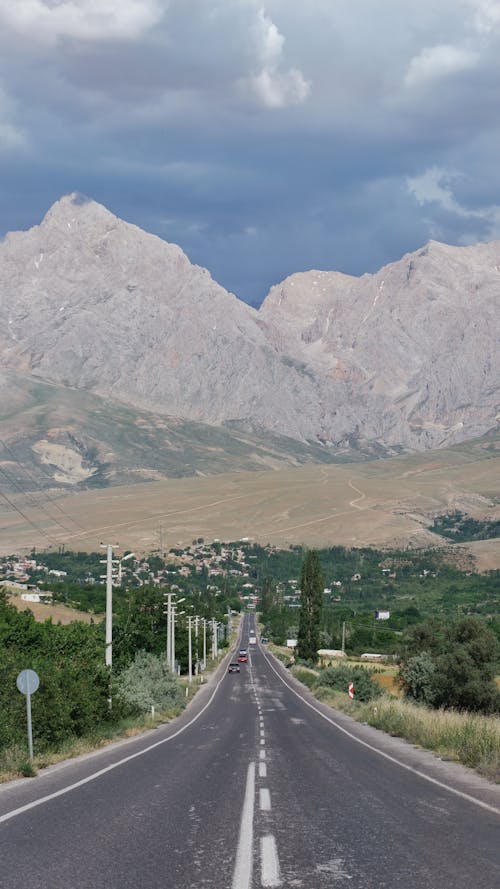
[
  {"left": 249, "top": 635, "right": 257, "bottom": 645},
  {"left": 228, "top": 662, "right": 240, "bottom": 673},
  {"left": 238, "top": 650, "right": 248, "bottom": 663}
]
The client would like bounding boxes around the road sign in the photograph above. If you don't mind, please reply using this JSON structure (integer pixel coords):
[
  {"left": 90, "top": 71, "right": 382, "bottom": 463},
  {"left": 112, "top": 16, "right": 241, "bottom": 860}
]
[
  {"left": 348, "top": 682, "right": 354, "bottom": 699},
  {"left": 16, "top": 669, "right": 40, "bottom": 695},
  {"left": 16, "top": 669, "right": 40, "bottom": 760}
]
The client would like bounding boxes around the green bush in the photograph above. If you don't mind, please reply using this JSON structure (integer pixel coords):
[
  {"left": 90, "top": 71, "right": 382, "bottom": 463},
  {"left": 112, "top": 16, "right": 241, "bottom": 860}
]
[
  {"left": 316, "top": 664, "right": 382, "bottom": 702},
  {"left": 399, "top": 652, "right": 437, "bottom": 706},
  {"left": 116, "top": 651, "right": 184, "bottom": 714}
]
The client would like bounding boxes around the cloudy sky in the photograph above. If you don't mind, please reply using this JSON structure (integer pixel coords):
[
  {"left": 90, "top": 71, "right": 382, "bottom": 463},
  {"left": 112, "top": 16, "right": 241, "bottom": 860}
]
[{"left": 1, "top": 1, "right": 500, "bottom": 304}]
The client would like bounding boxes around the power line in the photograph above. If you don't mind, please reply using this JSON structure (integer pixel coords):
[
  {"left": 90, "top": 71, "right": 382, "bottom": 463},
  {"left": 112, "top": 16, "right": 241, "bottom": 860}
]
[
  {"left": 0, "top": 439, "right": 89, "bottom": 535},
  {"left": 0, "top": 486, "right": 61, "bottom": 548},
  {"left": 0, "top": 462, "right": 81, "bottom": 541}
]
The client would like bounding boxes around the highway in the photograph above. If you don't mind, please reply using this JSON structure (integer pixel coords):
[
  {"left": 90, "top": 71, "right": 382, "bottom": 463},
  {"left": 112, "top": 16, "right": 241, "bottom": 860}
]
[{"left": 0, "top": 613, "right": 499, "bottom": 888}]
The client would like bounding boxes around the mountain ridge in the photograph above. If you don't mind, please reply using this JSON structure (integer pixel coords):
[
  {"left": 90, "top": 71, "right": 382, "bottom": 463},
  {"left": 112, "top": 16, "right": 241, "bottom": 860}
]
[{"left": 1, "top": 193, "right": 499, "bottom": 473}]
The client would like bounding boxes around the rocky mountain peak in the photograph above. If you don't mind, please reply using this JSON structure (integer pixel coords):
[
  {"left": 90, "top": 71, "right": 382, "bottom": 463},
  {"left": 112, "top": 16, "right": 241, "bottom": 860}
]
[{"left": 0, "top": 197, "right": 499, "bottom": 455}]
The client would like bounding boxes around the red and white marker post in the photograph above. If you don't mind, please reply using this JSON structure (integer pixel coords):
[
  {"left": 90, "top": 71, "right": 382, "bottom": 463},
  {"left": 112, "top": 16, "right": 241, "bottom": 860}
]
[{"left": 348, "top": 681, "right": 354, "bottom": 699}]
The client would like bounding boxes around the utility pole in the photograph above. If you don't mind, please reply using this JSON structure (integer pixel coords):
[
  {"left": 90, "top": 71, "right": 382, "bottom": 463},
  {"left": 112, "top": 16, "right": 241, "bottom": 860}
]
[
  {"left": 341, "top": 621, "right": 346, "bottom": 655},
  {"left": 194, "top": 615, "right": 199, "bottom": 675},
  {"left": 187, "top": 615, "right": 193, "bottom": 684},
  {"left": 202, "top": 618, "right": 207, "bottom": 671},
  {"left": 100, "top": 544, "right": 117, "bottom": 669},
  {"left": 163, "top": 591, "right": 173, "bottom": 668},
  {"left": 211, "top": 617, "right": 218, "bottom": 660},
  {"left": 166, "top": 596, "right": 185, "bottom": 673},
  {"left": 171, "top": 603, "right": 176, "bottom": 672}
]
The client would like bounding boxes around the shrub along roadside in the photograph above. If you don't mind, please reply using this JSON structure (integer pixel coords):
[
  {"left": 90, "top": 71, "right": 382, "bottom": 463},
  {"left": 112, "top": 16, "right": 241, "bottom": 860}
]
[{"left": 291, "top": 666, "right": 500, "bottom": 782}]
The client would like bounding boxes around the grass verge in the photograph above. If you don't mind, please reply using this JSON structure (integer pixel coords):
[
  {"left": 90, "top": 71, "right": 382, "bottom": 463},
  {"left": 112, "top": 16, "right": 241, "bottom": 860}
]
[
  {"left": 294, "top": 670, "right": 500, "bottom": 783},
  {"left": 0, "top": 707, "right": 183, "bottom": 784}
]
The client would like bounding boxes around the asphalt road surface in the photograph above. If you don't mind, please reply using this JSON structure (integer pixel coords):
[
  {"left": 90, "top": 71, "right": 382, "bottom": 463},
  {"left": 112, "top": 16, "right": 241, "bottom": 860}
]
[{"left": 1, "top": 614, "right": 499, "bottom": 888}]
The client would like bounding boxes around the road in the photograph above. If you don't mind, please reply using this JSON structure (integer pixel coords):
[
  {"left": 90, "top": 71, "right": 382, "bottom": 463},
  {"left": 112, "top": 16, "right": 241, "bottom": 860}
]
[{"left": 0, "top": 614, "right": 499, "bottom": 888}]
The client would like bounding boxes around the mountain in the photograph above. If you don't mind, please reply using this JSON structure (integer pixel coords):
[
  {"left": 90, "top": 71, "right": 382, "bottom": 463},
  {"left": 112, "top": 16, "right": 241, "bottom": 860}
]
[
  {"left": 0, "top": 193, "right": 499, "bottom": 490},
  {"left": 260, "top": 240, "right": 500, "bottom": 448}
]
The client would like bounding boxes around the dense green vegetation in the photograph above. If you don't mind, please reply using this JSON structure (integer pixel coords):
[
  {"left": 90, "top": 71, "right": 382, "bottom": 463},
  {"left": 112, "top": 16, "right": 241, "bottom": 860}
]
[
  {"left": 399, "top": 616, "right": 500, "bottom": 713},
  {"left": 0, "top": 575, "right": 234, "bottom": 769},
  {"left": 0, "top": 589, "right": 113, "bottom": 757},
  {"left": 256, "top": 544, "right": 500, "bottom": 654},
  {"left": 430, "top": 511, "right": 500, "bottom": 542}
]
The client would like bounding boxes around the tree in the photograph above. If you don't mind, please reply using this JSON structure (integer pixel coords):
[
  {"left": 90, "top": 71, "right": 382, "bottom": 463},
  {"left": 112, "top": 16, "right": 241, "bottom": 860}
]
[
  {"left": 398, "top": 652, "right": 437, "bottom": 706},
  {"left": 297, "top": 550, "right": 324, "bottom": 662},
  {"left": 398, "top": 616, "right": 500, "bottom": 713}
]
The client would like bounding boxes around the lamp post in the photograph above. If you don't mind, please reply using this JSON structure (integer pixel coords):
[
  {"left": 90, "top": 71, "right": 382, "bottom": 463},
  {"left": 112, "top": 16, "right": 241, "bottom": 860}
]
[
  {"left": 211, "top": 617, "right": 218, "bottom": 659},
  {"left": 100, "top": 546, "right": 134, "bottom": 669},
  {"left": 202, "top": 618, "right": 207, "bottom": 671},
  {"left": 171, "top": 601, "right": 185, "bottom": 673},
  {"left": 187, "top": 615, "right": 193, "bottom": 683},
  {"left": 163, "top": 594, "right": 185, "bottom": 672},
  {"left": 194, "top": 615, "right": 199, "bottom": 675},
  {"left": 117, "top": 551, "right": 135, "bottom": 586}
]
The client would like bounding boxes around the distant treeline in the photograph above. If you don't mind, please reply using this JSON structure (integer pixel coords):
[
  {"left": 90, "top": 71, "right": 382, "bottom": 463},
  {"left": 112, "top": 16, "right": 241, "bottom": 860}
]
[{"left": 430, "top": 511, "right": 500, "bottom": 542}]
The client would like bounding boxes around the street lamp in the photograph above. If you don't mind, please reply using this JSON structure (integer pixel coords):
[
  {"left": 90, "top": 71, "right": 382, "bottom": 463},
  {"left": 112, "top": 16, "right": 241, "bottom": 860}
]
[
  {"left": 171, "top": 599, "right": 186, "bottom": 673},
  {"left": 117, "top": 551, "right": 135, "bottom": 586},
  {"left": 163, "top": 594, "right": 186, "bottom": 672}
]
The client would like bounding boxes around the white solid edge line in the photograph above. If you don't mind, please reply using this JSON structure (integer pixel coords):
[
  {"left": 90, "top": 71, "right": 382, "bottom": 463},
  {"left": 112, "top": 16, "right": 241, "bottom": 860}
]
[
  {"left": 0, "top": 666, "right": 229, "bottom": 826},
  {"left": 261, "top": 834, "right": 282, "bottom": 888},
  {"left": 261, "top": 650, "right": 500, "bottom": 816},
  {"left": 232, "top": 762, "right": 255, "bottom": 889}
]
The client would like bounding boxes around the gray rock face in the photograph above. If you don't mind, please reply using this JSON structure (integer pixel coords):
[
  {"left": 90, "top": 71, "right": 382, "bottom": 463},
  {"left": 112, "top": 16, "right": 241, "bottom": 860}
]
[{"left": 1, "top": 193, "right": 499, "bottom": 453}]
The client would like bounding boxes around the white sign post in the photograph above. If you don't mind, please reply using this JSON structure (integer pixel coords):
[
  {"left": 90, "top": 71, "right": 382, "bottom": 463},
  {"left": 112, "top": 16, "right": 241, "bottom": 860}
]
[{"left": 16, "top": 669, "right": 40, "bottom": 761}]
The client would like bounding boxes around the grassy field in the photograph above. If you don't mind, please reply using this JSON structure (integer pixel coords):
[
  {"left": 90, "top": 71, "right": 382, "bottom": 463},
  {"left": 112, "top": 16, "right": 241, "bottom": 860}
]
[{"left": 1, "top": 430, "right": 499, "bottom": 561}]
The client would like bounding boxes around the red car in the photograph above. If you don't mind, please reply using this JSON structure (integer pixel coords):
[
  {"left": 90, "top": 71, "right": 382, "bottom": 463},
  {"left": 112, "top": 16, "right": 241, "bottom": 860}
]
[{"left": 238, "top": 650, "right": 248, "bottom": 663}]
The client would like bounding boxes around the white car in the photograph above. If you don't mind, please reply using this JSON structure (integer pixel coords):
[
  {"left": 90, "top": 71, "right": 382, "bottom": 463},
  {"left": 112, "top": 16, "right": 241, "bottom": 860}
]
[{"left": 249, "top": 636, "right": 257, "bottom": 645}]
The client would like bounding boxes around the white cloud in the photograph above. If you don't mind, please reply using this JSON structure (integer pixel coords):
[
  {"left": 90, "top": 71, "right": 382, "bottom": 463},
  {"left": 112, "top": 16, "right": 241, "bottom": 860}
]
[
  {"left": 405, "top": 44, "right": 479, "bottom": 87},
  {"left": 240, "top": 7, "right": 310, "bottom": 108},
  {"left": 407, "top": 165, "right": 500, "bottom": 241},
  {"left": 0, "top": 0, "right": 165, "bottom": 44},
  {"left": 407, "top": 167, "right": 470, "bottom": 215},
  {"left": 469, "top": 0, "right": 500, "bottom": 33}
]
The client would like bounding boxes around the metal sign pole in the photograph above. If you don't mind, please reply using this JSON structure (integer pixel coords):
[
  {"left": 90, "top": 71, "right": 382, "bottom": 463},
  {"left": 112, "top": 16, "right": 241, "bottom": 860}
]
[
  {"left": 26, "top": 690, "right": 34, "bottom": 760},
  {"left": 16, "top": 669, "right": 40, "bottom": 761}
]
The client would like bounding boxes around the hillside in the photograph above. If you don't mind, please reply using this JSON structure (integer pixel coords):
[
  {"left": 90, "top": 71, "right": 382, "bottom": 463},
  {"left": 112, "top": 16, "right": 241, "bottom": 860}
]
[{"left": 1, "top": 430, "right": 499, "bottom": 565}]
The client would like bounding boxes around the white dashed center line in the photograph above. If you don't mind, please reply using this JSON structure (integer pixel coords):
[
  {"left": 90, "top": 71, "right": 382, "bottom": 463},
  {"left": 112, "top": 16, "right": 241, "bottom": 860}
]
[
  {"left": 261, "top": 834, "right": 282, "bottom": 887},
  {"left": 259, "top": 762, "right": 267, "bottom": 778},
  {"left": 259, "top": 788, "right": 271, "bottom": 811}
]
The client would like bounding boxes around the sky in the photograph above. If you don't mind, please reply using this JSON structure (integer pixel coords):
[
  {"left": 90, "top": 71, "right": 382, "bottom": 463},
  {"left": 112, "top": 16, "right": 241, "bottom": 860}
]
[{"left": 1, "top": 1, "right": 500, "bottom": 305}]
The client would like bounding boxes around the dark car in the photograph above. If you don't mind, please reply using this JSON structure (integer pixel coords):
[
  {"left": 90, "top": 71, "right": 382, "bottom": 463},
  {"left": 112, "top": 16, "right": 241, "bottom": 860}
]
[{"left": 228, "top": 662, "right": 240, "bottom": 673}]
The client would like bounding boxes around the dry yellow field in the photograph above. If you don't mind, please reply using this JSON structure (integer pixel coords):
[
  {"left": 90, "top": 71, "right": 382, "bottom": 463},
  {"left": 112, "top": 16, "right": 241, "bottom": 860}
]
[
  {"left": 1, "top": 439, "right": 500, "bottom": 561},
  {"left": 5, "top": 591, "right": 102, "bottom": 625}
]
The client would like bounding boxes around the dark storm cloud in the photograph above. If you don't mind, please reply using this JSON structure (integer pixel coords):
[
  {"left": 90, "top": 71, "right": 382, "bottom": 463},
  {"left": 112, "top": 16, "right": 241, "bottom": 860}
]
[{"left": 1, "top": 0, "right": 500, "bottom": 304}]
